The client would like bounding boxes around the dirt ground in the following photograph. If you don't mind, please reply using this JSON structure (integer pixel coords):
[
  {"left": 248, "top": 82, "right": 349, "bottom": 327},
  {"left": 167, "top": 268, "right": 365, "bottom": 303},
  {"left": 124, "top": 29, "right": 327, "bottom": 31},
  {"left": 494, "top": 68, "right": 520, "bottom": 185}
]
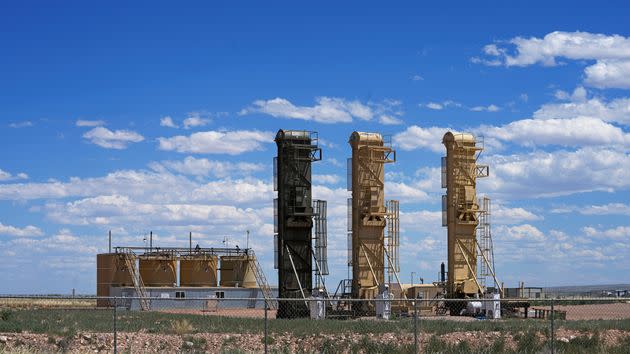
[
  {"left": 532, "top": 302, "right": 630, "bottom": 320},
  {"left": 163, "top": 303, "right": 630, "bottom": 321},
  {"left": 162, "top": 308, "right": 277, "bottom": 318},
  {"left": 1, "top": 329, "right": 629, "bottom": 353}
]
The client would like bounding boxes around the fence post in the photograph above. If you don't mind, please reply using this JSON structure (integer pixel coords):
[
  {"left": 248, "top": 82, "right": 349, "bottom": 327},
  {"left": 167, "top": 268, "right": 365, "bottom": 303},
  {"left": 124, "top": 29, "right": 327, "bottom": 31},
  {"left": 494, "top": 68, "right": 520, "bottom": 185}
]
[
  {"left": 264, "top": 301, "right": 268, "bottom": 354},
  {"left": 113, "top": 297, "right": 118, "bottom": 354},
  {"left": 550, "top": 298, "right": 555, "bottom": 354},
  {"left": 414, "top": 299, "right": 419, "bottom": 354}
]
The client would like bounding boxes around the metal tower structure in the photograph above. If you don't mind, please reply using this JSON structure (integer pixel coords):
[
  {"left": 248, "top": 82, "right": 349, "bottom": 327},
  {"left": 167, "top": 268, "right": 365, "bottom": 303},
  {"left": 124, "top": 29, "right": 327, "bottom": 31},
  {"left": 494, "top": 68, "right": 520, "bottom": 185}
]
[
  {"left": 441, "top": 132, "right": 488, "bottom": 298},
  {"left": 478, "top": 197, "right": 491, "bottom": 288},
  {"left": 312, "top": 199, "right": 329, "bottom": 292},
  {"left": 477, "top": 196, "right": 503, "bottom": 295},
  {"left": 274, "top": 130, "right": 322, "bottom": 318},
  {"left": 348, "top": 131, "right": 396, "bottom": 302},
  {"left": 385, "top": 200, "right": 400, "bottom": 285}
]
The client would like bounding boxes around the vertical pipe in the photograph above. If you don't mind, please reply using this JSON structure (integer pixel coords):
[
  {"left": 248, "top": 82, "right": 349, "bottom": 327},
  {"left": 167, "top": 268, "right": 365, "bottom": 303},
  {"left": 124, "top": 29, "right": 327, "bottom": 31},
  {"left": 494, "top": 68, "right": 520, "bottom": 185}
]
[
  {"left": 264, "top": 303, "right": 268, "bottom": 354},
  {"left": 109, "top": 230, "right": 112, "bottom": 253},
  {"left": 550, "top": 298, "right": 555, "bottom": 354},
  {"left": 150, "top": 231, "right": 153, "bottom": 252},
  {"left": 113, "top": 297, "right": 118, "bottom": 354},
  {"left": 189, "top": 232, "right": 192, "bottom": 254},
  {"left": 414, "top": 299, "right": 418, "bottom": 354}
]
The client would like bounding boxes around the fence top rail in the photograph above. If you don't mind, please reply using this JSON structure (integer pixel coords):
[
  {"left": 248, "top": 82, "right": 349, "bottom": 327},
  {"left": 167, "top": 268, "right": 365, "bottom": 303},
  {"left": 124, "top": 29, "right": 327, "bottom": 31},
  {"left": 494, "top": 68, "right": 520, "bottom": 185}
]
[{"left": 0, "top": 295, "right": 629, "bottom": 302}]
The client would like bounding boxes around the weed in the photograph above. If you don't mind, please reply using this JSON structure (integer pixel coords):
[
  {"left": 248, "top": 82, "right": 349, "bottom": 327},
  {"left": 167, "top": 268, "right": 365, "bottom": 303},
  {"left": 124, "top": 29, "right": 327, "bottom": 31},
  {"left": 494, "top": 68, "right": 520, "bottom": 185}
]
[
  {"left": 183, "top": 335, "right": 207, "bottom": 350},
  {"left": 425, "top": 335, "right": 446, "bottom": 353},
  {"left": 489, "top": 336, "right": 506, "bottom": 352},
  {"left": 318, "top": 338, "right": 337, "bottom": 353},
  {"left": 170, "top": 319, "right": 195, "bottom": 335},
  {"left": 347, "top": 335, "right": 415, "bottom": 354},
  {"left": 514, "top": 330, "right": 543, "bottom": 353},
  {"left": 261, "top": 335, "right": 275, "bottom": 345}
]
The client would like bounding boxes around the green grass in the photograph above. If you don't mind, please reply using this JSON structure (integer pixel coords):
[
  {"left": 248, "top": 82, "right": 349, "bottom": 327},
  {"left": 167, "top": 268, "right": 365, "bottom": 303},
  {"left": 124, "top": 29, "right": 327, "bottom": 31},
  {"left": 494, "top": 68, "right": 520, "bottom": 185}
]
[
  {"left": 1, "top": 308, "right": 630, "bottom": 354},
  {"left": 559, "top": 318, "right": 630, "bottom": 331},
  {"left": 1, "top": 308, "right": 629, "bottom": 336}
]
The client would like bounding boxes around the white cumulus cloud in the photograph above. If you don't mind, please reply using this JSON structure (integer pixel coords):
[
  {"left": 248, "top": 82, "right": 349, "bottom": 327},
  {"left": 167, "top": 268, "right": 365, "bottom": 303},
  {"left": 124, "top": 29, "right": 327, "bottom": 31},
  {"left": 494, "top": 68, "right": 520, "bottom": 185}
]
[
  {"left": 482, "top": 116, "right": 630, "bottom": 148},
  {"left": 157, "top": 130, "right": 273, "bottom": 155},
  {"left": 240, "top": 97, "right": 373, "bottom": 123},
  {"left": 393, "top": 125, "right": 453, "bottom": 153},
  {"left": 475, "top": 31, "right": 630, "bottom": 89},
  {"left": 535, "top": 95, "right": 630, "bottom": 126},
  {"left": 83, "top": 127, "right": 144, "bottom": 149},
  {"left": 0, "top": 222, "right": 43, "bottom": 237},
  {"left": 152, "top": 156, "right": 265, "bottom": 178},
  {"left": 160, "top": 116, "right": 178, "bottom": 128},
  {"left": 183, "top": 112, "right": 211, "bottom": 129},
  {"left": 470, "top": 104, "right": 500, "bottom": 112},
  {"left": 76, "top": 119, "right": 105, "bottom": 127},
  {"left": 0, "top": 169, "right": 28, "bottom": 181}
]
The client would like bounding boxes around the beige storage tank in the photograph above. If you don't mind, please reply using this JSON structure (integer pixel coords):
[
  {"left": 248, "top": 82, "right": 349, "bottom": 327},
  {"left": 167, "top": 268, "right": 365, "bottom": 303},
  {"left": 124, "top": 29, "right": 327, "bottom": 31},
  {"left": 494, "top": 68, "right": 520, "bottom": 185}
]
[
  {"left": 219, "top": 255, "right": 257, "bottom": 288},
  {"left": 96, "top": 253, "right": 135, "bottom": 307},
  {"left": 180, "top": 255, "right": 219, "bottom": 287},
  {"left": 139, "top": 256, "right": 177, "bottom": 287}
]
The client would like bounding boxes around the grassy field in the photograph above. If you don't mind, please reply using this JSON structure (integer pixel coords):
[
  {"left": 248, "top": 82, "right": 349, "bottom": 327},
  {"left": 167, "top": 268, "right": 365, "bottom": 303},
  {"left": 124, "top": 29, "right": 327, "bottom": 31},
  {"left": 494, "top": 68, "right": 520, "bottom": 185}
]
[
  {"left": 1, "top": 307, "right": 630, "bottom": 335},
  {"left": 1, "top": 308, "right": 630, "bottom": 353}
]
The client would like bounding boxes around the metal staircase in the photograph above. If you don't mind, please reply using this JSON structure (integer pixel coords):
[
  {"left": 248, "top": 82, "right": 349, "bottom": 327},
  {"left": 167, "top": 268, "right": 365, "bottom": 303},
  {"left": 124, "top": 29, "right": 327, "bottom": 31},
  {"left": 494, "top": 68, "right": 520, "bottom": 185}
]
[
  {"left": 248, "top": 250, "right": 277, "bottom": 310},
  {"left": 332, "top": 279, "right": 353, "bottom": 311},
  {"left": 122, "top": 252, "right": 150, "bottom": 311}
]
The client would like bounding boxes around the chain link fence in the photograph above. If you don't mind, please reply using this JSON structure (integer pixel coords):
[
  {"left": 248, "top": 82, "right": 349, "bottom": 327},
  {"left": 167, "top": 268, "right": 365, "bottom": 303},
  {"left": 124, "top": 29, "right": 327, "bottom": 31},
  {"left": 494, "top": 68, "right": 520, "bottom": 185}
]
[{"left": 1, "top": 296, "right": 630, "bottom": 353}]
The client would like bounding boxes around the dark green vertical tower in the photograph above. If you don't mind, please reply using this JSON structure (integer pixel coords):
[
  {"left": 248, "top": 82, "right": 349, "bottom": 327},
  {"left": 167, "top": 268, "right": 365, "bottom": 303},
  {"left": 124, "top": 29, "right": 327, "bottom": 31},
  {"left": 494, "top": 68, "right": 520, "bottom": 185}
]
[{"left": 274, "top": 130, "right": 321, "bottom": 318}]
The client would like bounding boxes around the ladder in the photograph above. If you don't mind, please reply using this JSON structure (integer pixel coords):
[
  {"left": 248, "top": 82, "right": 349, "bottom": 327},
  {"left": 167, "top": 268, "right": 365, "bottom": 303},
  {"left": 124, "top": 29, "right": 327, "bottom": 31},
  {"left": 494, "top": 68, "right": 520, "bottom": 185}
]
[
  {"left": 123, "top": 253, "right": 150, "bottom": 311},
  {"left": 248, "top": 250, "right": 277, "bottom": 310},
  {"left": 332, "top": 279, "right": 353, "bottom": 311}
]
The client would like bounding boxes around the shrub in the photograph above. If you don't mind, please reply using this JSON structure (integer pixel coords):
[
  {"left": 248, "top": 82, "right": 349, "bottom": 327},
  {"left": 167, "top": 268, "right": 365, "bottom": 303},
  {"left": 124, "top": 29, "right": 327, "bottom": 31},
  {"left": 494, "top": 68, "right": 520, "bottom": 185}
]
[{"left": 171, "top": 319, "right": 195, "bottom": 335}]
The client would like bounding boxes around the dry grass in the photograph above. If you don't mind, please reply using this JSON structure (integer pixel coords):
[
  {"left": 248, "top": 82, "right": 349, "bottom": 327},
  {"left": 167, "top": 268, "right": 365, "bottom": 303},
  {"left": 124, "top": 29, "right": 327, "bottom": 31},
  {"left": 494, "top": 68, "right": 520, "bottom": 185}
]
[
  {"left": 170, "top": 319, "right": 195, "bottom": 335},
  {"left": 0, "top": 298, "right": 96, "bottom": 309}
]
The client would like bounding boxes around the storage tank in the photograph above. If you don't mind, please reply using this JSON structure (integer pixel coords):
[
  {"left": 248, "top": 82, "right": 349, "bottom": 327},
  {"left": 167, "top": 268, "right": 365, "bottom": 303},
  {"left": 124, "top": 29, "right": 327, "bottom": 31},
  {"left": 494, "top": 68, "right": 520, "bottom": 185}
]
[
  {"left": 219, "top": 255, "right": 257, "bottom": 288},
  {"left": 96, "top": 253, "right": 135, "bottom": 307},
  {"left": 180, "top": 255, "right": 219, "bottom": 287},
  {"left": 139, "top": 256, "right": 177, "bottom": 287}
]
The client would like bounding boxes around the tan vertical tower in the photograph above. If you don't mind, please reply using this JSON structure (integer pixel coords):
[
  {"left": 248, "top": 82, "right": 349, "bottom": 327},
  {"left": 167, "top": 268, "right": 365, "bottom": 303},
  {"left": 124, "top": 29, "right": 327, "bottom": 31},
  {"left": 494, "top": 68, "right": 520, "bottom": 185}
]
[
  {"left": 349, "top": 132, "right": 395, "bottom": 300},
  {"left": 442, "top": 132, "right": 488, "bottom": 298}
]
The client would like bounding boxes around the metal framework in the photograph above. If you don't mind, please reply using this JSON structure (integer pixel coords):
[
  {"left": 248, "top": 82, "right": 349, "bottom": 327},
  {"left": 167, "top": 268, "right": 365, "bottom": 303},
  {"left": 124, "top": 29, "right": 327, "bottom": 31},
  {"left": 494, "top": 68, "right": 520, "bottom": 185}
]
[
  {"left": 442, "top": 132, "right": 488, "bottom": 298},
  {"left": 113, "top": 247, "right": 251, "bottom": 258},
  {"left": 122, "top": 253, "right": 150, "bottom": 311},
  {"left": 478, "top": 197, "right": 491, "bottom": 289},
  {"left": 385, "top": 200, "right": 400, "bottom": 284},
  {"left": 348, "top": 132, "right": 396, "bottom": 301},
  {"left": 274, "top": 130, "right": 322, "bottom": 318},
  {"left": 313, "top": 199, "right": 329, "bottom": 292},
  {"left": 477, "top": 197, "right": 503, "bottom": 296}
]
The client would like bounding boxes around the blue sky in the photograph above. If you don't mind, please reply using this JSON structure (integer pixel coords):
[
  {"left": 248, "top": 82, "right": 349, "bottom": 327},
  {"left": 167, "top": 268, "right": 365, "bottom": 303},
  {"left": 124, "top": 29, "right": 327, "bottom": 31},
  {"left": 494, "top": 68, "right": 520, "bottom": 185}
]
[{"left": 1, "top": 1, "right": 630, "bottom": 294}]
